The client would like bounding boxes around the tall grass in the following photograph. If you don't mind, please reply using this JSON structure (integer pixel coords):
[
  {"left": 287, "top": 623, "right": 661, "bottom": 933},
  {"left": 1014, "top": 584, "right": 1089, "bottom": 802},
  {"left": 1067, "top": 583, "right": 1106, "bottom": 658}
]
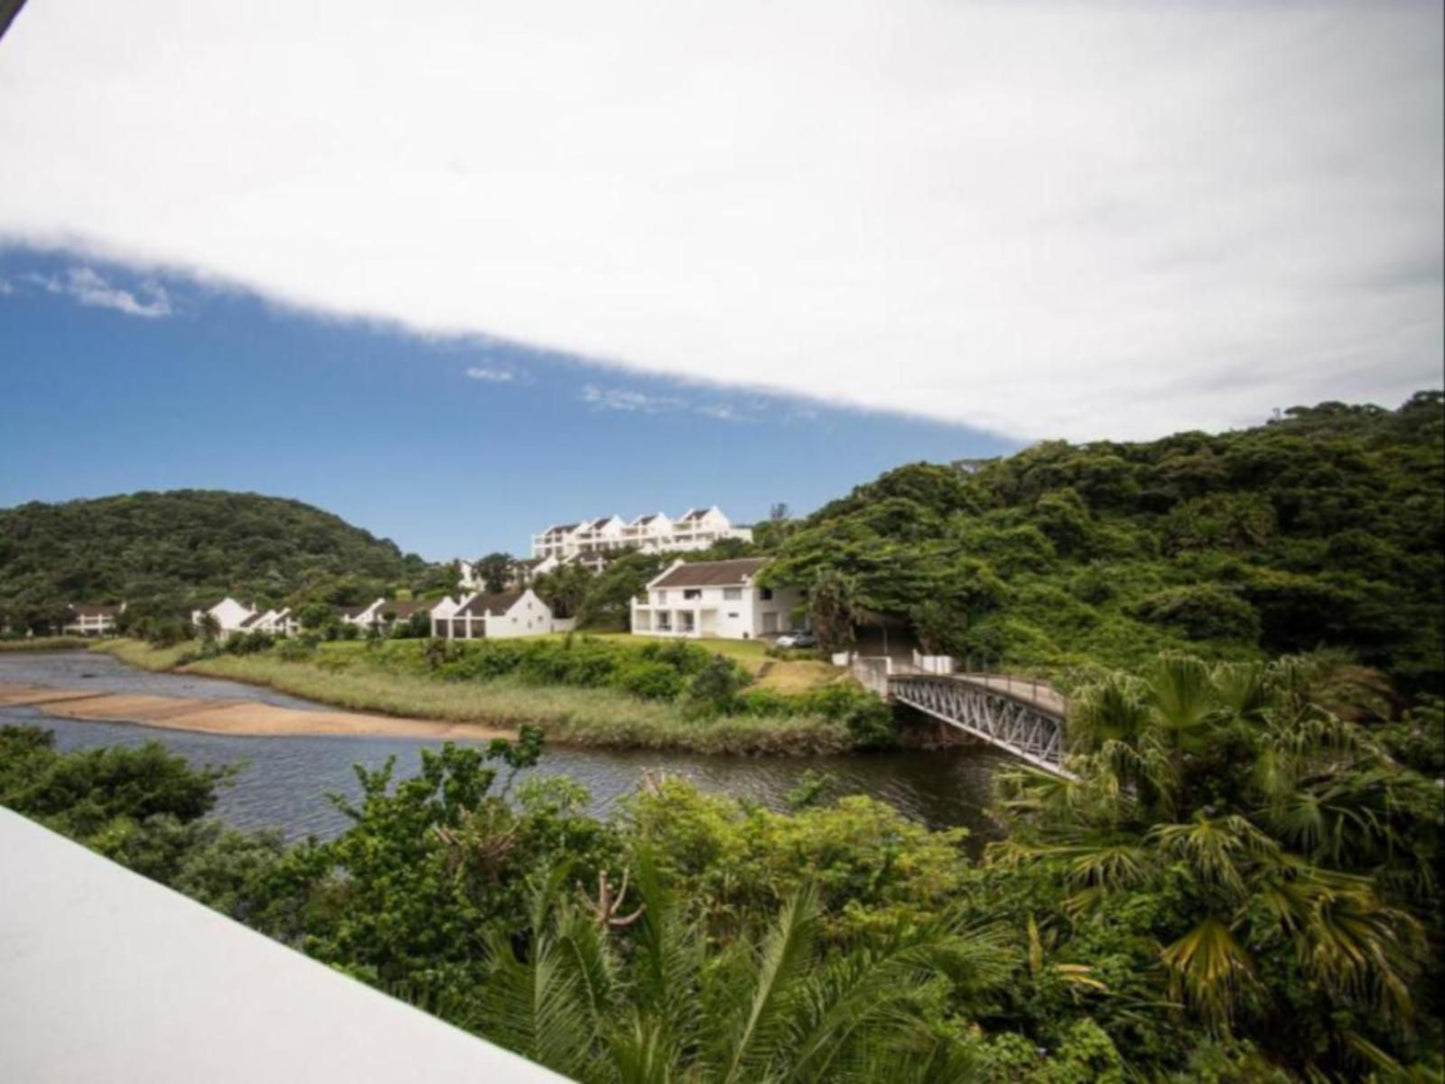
[
  {"left": 0, "top": 636, "right": 92, "bottom": 652},
  {"left": 90, "top": 639, "right": 853, "bottom": 755},
  {"left": 89, "top": 639, "right": 199, "bottom": 671}
]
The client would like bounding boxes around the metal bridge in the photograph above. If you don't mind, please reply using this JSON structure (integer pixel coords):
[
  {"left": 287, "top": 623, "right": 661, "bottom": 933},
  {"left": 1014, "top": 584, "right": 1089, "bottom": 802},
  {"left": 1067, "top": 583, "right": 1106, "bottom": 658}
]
[{"left": 852, "top": 655, "right": 1074, "bottom": 779}]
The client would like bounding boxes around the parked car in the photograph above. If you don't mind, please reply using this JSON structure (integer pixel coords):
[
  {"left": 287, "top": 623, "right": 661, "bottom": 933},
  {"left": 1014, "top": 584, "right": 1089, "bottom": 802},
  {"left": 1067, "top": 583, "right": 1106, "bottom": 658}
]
[{"left": 774, "top": 631, "right": 816, "bottom": 649}]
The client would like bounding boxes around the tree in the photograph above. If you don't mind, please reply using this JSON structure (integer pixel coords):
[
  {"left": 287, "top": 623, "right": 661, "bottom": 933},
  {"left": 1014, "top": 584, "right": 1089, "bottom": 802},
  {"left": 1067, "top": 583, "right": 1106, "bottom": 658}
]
[
  {"left": 475, "top": 552, "right": 515, "bottom": 594},
  {"left": 807, "top": 569, "right": 864, "bottom": 653},
  {"left": 991, "top": 652, "right": 1435, "bottom": 1070}
]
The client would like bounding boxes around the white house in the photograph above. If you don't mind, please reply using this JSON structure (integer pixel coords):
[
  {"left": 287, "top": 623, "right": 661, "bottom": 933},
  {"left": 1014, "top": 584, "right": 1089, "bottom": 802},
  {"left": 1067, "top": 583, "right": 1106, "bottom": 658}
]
[
  {"left": 338, "top": 599, "right": 387, "bottom": 629},
  {"left": 192, "top": 597, "right": 258, "bottom": 638},
  {"left": 630, "top": 558, "right": 802, "bottom": 640},
  {"left": 62, "top": 603, "right": 125, "bottom": 636},
  {"left": 240, "top": 608, "right": 302, "bottom": 637},
  {"left": 431, "top": 589, "right": 555, "bottom": 640}
]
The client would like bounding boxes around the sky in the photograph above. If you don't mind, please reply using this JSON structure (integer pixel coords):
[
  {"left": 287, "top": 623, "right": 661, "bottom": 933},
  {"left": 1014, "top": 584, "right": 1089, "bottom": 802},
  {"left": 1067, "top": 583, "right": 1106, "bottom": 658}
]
[{"left": 1, "top": 2, "right": 1441, "bottom": 555}]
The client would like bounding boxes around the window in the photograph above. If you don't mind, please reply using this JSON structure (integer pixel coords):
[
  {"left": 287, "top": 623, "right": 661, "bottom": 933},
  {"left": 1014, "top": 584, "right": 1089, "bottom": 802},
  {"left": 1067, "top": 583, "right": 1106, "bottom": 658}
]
[
  {"left": 759, "top": 587, "right": 773, "bottom": 600},
  {"left": 656, "top": 589, "right": 667, "bottom": 604},
  {"left": 683, "top": 588, "right": 702, "bottom": 600},
  {"left": 723, "top": 587, "right": 742, "bottom": 601},
  {"left": 727, "top": 612, "right": 739, "bottom": 619}
]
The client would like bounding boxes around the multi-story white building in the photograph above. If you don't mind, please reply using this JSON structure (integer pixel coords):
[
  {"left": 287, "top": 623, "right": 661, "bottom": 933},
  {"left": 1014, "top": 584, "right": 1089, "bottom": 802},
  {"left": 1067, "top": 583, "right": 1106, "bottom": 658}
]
[
  {"left": 531, "top": 507, "right": 753, "bottom": 571},
  {"left": 630, "top": 558, "right": 802, "bottom": 640}
]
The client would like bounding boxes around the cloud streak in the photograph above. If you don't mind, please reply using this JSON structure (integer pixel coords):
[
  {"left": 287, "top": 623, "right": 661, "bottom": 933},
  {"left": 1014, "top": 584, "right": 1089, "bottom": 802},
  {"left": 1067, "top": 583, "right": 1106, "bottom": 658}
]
[
  {"left": 22, "top": 266, "right": 172, "bottom": 318},
  {"left": 0, "top": 2, "right": 1438, "bottom": 439},
  {"left": 464, "top": 365, "right": 518, "bottom": 383}
]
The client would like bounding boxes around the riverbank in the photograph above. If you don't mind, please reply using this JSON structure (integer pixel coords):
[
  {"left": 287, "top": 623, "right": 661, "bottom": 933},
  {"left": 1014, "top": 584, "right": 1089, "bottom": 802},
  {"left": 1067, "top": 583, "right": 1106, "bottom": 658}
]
[
  {"left": 0, "top": 682, "right": 515, "bottom": 741},
  {"left": 0, "top": 637, "right": 90, "bottom": 653},
  {"left": 89, "top": 639, "right": 858, "bottom": 755}
]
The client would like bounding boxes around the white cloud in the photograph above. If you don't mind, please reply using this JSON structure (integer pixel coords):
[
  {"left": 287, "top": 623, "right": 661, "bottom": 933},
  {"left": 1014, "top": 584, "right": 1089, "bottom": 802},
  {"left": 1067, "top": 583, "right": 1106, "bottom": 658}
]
[
  {"left": 464, "top": 365, "right": 517, "bottom": 383},
  {"left": 582, "top": 385, "right": 683, "bottom": 413},
  {"left": 0, "top": 2, "right": 1438, "bottom": 439},
  {"left": 18, "top": 265, "right": 171, "bottom": 317},
  {"left": 62, "top": 267, "right": 172, "bottom": 317},
  {"left": 0, "top": 279, "right": 11, "bottom": 294}
]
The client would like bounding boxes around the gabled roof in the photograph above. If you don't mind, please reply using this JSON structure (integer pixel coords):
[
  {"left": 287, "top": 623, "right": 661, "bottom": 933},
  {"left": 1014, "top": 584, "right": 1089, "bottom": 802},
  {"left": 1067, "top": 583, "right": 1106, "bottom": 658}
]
[
  {"left": 590, "top": 516, "right": 619, "bottom": 529},
  {"left": 68, "top": 604, "right": 121, "bottom": 618},
  {"left": 378, "top": 599, "right": 432, "bottom": 619},
  {"left": 677, "top": 507, "right": 717, "bottom": 523},
  {"left": 545, "top": 523, "right": 580, "bottom": 536},
  {"left": 632, "top": 512, "right": 662, "bottom": 525},
  {"left": 458, "top": 591, "right": 524, "bottom": 617},
  {"left": 651, "top": 558, "right": 767, "bottom": 588}
]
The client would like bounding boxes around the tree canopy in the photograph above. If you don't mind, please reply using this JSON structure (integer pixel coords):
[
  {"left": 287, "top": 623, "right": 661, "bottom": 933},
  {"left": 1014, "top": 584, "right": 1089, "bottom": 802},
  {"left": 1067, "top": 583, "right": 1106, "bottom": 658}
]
[
  {"left": 763, "top": 391, "right": 1444, "bottom": 693},
  {"left": 0, "top": 489, "right": 420, "bottom": 631}
]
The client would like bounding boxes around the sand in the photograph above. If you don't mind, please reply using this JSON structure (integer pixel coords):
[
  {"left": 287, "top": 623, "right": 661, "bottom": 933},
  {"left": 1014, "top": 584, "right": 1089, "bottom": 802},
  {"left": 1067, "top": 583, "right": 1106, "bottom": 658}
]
[{"left": 0, "top": 682, "right": 515, "bottom": 742}]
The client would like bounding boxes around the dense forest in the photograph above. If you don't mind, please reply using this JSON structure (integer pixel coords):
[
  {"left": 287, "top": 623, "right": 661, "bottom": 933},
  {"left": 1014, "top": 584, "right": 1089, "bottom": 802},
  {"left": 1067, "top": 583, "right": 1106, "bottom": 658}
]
[
  {"left": 0, "top": 490, "right": 429, "bottom": 630},
  {"left": 763, "top": 391, "right": 1444, "bottom": 694}
]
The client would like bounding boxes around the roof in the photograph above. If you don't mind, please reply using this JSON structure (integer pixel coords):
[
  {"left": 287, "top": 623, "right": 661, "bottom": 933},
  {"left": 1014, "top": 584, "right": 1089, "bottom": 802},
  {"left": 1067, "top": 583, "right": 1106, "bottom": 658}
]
[
  {"left": 378, "top": 600, "right": 431, "bottom": 619},
  {"left": 338, "top": 605, "right": 373, "bottom": 618},
  {"left": 633, "top": 513, "right": 661, "bottom": 525},
  {"left": 545, "top": 523, "right": 580, "bottom": 536},
  {"left": 590, "top": 516, "right": 616, "bottom": 529},
  {"left": 458, "top": 591, "right": 524, "bottom": 616},
  {"left": 651, "top": 558, "right": 767, "bottom": 588},
  {"left": 68, "top": 604, "right": 121, "bottom": 618}
]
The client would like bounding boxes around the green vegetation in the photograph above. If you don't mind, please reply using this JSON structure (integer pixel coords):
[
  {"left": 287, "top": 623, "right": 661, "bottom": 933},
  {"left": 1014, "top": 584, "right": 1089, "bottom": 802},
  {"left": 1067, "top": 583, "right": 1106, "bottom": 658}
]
[
  {"left": 0, "top": 489, "right": 427, "bottom": 634},
  {"left": 4, "top": 644, "right": 1439, "bottom": 1080},
  {"left": 0, "top": 635, "right": 90, "bottom": 652},
  {"left": 91, "top": 636, "right": 878, "bottom": 755},
  {"left": 764, "top": 392, "right": 1444, "bottom": 693}
]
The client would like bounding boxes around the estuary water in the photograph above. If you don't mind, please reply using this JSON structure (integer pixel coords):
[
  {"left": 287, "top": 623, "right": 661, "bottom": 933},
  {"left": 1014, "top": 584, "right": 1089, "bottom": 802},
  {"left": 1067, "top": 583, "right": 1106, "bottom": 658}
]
[{"left": 0, "top": 652, "right": 1010, "bottom": 842}]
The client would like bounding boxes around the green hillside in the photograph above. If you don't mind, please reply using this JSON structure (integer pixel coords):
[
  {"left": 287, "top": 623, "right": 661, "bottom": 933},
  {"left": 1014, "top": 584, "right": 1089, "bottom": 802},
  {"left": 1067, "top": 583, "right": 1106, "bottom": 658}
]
[
  {"left": 0, "top": 490, "right": 419, "bottom": 629},
  {"left": 764, "top": 390, "right": 1444, "bottom": 692}
]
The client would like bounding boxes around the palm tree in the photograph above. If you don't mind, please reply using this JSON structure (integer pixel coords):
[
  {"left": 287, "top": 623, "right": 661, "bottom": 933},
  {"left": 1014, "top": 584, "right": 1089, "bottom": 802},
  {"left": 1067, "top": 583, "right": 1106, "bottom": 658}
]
[
  {"left": 475, "top": 856, "right": 1015, "bottom": 1083},
  {"left": 989, "top": 652, "right": 1432, "bottom": 1068}
]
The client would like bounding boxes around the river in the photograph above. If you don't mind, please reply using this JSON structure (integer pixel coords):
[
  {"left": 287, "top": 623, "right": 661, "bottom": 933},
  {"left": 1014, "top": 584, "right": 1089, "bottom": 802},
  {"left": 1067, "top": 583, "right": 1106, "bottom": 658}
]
[{"left": 0, "top": 652, "right": 1011, "bottom": 842}]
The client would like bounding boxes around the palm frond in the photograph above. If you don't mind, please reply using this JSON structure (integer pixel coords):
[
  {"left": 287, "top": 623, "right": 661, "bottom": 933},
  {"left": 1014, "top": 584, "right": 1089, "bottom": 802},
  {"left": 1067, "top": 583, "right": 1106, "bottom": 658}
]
[{"left": 1159, "top": 915, "right": 1259, "bottom": 1031}]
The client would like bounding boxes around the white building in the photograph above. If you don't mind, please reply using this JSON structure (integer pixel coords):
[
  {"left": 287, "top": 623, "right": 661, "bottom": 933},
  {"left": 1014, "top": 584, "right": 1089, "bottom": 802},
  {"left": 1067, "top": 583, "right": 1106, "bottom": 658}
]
[
  {"left": 630, "top": 558, "right": 802, "bottom": 640},
  {"left": 192, "top": 597, "right": 257, "bottom": 638},
  {"left": 239, "top": 608, "right": 302, "bottom": 637},
  {"left": 62, "top": 603, "right": 125, "bottom": 636},
  {"left": 530, "top": 507, "right": 753, "bottom": 571},
  {"left": 192, "top": 599, "right": 302, "bottom": 639},
  {"left": 431, "top": 589, "right": 555, "bottom": 640}
]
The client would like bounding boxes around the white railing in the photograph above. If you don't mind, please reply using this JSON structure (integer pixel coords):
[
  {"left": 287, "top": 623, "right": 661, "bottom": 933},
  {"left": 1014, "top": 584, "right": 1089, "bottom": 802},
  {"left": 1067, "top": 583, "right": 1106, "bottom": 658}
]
[{"left": 910, "top": 649, "right": 955, "bottom": 675}]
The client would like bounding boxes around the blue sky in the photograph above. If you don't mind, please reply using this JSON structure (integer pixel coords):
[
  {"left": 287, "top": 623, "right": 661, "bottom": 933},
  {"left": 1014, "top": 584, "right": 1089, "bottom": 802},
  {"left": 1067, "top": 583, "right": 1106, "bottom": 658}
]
[{"left": 1, "top": 250, "right": 1015, "bottom": 559}]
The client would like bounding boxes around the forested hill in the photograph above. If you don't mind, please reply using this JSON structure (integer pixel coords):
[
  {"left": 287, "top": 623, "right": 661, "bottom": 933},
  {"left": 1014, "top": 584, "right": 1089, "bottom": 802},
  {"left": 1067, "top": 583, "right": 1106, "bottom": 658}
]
[
  {"left": 0, "top": 490, "right": 417, "bottom": 627},
  {"left": 764, "top": 390, "right": 1444, "bottom": 693}
]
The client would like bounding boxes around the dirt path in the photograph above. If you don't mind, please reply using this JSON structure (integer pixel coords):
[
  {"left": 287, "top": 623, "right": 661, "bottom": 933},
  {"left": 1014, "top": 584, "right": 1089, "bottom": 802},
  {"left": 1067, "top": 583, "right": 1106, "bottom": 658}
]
[{"left": 0, "top": 682, "right": 516, "bottom": 742}]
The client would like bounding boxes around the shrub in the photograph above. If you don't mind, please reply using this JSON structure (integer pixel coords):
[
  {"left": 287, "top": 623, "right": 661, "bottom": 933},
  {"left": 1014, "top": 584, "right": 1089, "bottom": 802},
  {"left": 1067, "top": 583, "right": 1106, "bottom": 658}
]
[
  {"left": 611, "top": 661, "right": 685, "bottom": 701},
  {"left": 681, "top": 656, "right": 747, "bottom": 719}
]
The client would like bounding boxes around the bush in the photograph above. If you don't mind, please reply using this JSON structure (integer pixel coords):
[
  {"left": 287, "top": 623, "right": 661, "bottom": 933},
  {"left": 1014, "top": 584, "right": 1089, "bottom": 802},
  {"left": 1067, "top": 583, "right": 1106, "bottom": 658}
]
[
  {"left": 681, "top": 656, "right": 747, "bottom": 719},
  {"left": 611, "top": 661, "right": 685, "bottom": 701}
]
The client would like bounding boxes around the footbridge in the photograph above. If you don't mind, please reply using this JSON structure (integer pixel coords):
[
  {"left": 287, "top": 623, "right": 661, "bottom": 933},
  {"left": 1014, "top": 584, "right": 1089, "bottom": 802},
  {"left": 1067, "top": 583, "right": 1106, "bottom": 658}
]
[{"left": 850, "top": 653, "right": 1075, "bottom": 779}]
